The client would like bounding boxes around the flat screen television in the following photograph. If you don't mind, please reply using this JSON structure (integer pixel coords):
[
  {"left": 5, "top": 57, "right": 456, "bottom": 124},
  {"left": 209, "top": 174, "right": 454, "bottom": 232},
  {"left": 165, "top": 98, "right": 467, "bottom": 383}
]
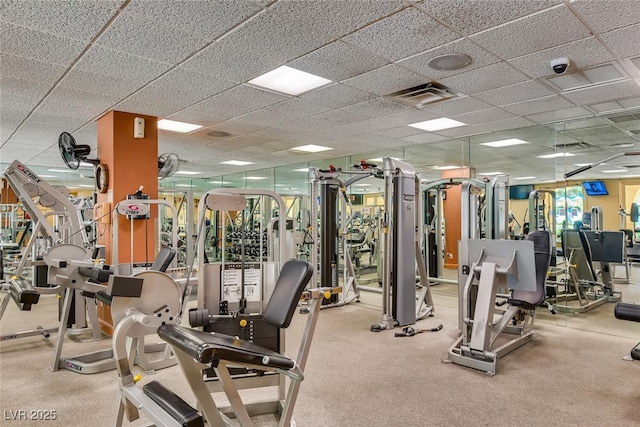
[
  {"left": 582, "top": 180, "right": 608, "bottom": 196},
  {"left": 509, "top": 184, "right": 534, "bottom": 200}
]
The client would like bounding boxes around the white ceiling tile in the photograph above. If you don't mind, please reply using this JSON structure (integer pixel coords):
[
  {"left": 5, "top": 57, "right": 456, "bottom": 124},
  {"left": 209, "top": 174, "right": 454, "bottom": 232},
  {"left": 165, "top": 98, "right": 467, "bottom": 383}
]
[
  {"left": 167, "top": 85, "right": 286, "bottom": 126},
  {"left": 24, "top": 111, "right": 88, "bottom": 131},
  {"left": 0, "top": 77, "right": 50, "bottom": 111},
  {"left": 438, "top": 62, "right": 529, "bottom": 94},
  {"left": 96, "top": 12, "right": 211, "bottom": 64},
  {"left": 0, "top": 108, "right": 28, "bottom": 143},
  {"left": 238, "top": 99, "right": 332, "bottom": 127},
  {"left": 372, "top": 126, "right": 425, "bottom": 139},
  {"left": 0, "top": 53, "right": 66, "bottom": 86},
  {"left": 299, "top": 83, "right": 376, "bottom": 109},
  {"left": 340, "top": 98, "right": 411, "bottom": 120},
  {"left": 415, "top": 0, "right": 560, "bottom": 36},
  {"left": 342, "top": 7, "right": 459, "bottom": 62},
  {"left": 278, "top": 110, "right": 362, "bottom": 133},
  {"left": 419, "top": 96, "right": 493, "bottom": 117},
  {"left": 152, "top": 68, "right": 236, "bottom": 100},
  {"left": 269, "top": 0, "right": 406, "bottom": 38},
  {"left": 248, "top": 127, "right": 301, "bottom": 140},
  {"left": 74, "top": 45, "right": 173, "bottom": 84},
  {"left": 469, "top": 5, "right": 591, "bottom": 59},
  {"left": 208, "top": 118, "right": 268, "bottom": 136},
  {"left": 452, "top": 108, "right": 515, "bottom": 125},
  {"left": 342, "top": 64, "right": 430, "bottom": 96},
  {"left": 289, "top": 40, "right": 389, "bottom": 81},
  {"left": 434, "top": 117, "right": 536, "bottom": 138},
  {"left": 619, "top": 96, "right": 640, "bottom": 110},
  {"left": 0, "top": 0, "right": 122, "bottom": 41},
  {"left": 401, "top": 133, "right": 449, "bottom": 144},
  {"left": 507, "top": 37, "right": 614, "bottom": 79},
  {"left": 182, "top": 9, "right": 334, "bottom": 83},
  {"left": 398, "top": 38, "right": 501, "bottom": 79},
  {"left": 57, "top": 69, "right": 145, "bottom": 98},
  {"left": 0, "top": 23, "right": 87, "bottom": 66},
  {"left": 380, "top": 108, "right": 441, "bottom": 125},
  {"left": 562, "top": 80, "right": 640, "bottom": 106},
  {"left": 113, "top": 99, "right": 184, "bottom": 119},
  {"left": 474, "top": 80, "right": 556, "bottom": 106},
  {"left": 115, "top": 85, "right": 207, "bottom": 114},
  {"left": 571, "top": 0, "right": 640, "bottom": 33},
  {"left": 500, "top": 95, "right": 576, "bottom": 116},
  {"left": 124, "top": 0, "right": 261, "bottom": 41},
  {"left": 599, "top": 23, "right": 640, "bottom": 58},
  {"left": 525, "top": 106, "right": 593, "bottom": 124}
]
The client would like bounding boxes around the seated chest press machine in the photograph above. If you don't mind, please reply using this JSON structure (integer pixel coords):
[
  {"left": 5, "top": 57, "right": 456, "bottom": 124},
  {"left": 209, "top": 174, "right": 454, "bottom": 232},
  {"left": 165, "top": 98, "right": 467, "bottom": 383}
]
[
  {"left": 447, "top": 231, "right": 553, "bottom": 376},
  {"left": 113, "top": 258, "right": 323, "bottom": 427}
]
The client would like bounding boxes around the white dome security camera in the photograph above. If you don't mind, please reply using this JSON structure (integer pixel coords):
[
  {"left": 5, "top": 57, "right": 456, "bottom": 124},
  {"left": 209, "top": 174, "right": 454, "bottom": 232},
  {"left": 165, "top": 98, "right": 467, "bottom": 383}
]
[{"left": 550, "top": 58, "right": 570, "bottom": 74}]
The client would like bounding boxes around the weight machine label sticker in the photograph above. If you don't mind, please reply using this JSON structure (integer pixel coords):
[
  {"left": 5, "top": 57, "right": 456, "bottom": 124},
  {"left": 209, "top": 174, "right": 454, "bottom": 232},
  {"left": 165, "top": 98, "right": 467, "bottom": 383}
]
[{"left": 222, "top": 263, "right": 261, "bottom": 303}]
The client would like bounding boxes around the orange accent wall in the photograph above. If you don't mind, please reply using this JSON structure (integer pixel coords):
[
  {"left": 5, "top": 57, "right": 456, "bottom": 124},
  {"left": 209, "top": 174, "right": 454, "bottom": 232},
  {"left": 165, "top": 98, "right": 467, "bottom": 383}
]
[
  {"left": 1, "top": 179, "right": 19, "bottom": 204},
  {"left": 96, "top": 111, "right": 158, "bottom": 334},
  {"left": 442, "top": 168, "right": 472, "bottom": 269}
]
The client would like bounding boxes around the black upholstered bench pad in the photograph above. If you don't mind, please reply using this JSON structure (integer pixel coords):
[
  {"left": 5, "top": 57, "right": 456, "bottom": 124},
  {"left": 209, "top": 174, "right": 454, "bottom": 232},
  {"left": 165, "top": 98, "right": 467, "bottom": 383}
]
[{"left": 157, "top": 324, "right": 294, "bottom": 369}]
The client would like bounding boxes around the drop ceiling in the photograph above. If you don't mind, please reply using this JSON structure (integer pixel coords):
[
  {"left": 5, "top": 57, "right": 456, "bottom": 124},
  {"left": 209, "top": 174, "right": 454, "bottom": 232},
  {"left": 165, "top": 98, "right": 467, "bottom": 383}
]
[{"left": 2, "top": 0, "right": 640, "bottom": 190}]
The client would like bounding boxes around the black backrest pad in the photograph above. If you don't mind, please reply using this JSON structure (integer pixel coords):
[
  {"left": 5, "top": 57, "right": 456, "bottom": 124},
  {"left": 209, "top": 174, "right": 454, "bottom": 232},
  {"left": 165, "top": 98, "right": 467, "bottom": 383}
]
[
  {"left": 150, "top": 246, "right": 176, "bottom": 272},
  {"left": 263, "top": 259, "right": 314, "bottom": 329}
]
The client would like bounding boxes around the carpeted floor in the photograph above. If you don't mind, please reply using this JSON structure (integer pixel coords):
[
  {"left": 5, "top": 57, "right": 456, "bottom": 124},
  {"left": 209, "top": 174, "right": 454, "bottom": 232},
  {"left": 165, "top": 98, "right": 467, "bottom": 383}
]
[{"left": 1, "top": 278, "right": 639, "bottom": 426}]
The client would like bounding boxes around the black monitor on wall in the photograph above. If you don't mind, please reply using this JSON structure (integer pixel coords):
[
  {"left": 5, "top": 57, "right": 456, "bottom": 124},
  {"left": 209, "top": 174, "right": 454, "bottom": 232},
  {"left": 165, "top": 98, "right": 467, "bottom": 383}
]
[
  {"left": 582, "top": 180, "right": 608, "bottom": 196},
  {"left": 509, "top": 184, "right": 534, "bottom": 200}
]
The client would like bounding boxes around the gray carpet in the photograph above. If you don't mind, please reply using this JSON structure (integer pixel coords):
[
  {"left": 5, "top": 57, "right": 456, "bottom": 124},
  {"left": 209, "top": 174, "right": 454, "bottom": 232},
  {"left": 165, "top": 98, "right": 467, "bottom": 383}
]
[{"left": 1, "top": 282, "right": 639, "bottom": 426}]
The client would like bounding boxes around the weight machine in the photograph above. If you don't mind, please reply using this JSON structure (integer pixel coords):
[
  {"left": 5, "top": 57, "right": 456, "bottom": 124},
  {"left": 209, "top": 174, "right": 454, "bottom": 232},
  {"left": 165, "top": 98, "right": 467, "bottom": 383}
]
[
  {"left": 307, "top": 161, "right": 383, "bottom": 309},
  {"left": 370, "top": 158, "right": 435, "bottom": 331},
  {"left": 425, "top": 175, "right": 509, "bottom": 286},
  {"left": 113, "top": 258, "right": 322, "bottom": 427},
  {"left": 447, "top": 231, "right": 552, "bottom": 375},
  {"left": 1, "top": 160, "right": 93, "bottom": 341}
]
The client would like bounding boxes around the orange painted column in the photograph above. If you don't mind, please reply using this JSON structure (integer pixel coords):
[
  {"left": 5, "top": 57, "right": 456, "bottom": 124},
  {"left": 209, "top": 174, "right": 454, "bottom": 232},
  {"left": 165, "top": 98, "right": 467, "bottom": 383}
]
[
  {"left": 442, "top": 167, "right": 472, "bottom": 270},
  {"left": 95, "top": 111, "right": 158, "bottom": 334}
]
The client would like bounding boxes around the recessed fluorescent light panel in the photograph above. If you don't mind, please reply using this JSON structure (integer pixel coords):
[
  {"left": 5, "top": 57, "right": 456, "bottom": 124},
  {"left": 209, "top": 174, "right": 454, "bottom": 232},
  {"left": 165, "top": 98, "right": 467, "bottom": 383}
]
[
  {"left": 537, "top": 152, "right": 575, "bottom": 159},
  {"left": 176, "top": 184, "right": 194, "bottom": 187},
  {"left": 243, "top": 176, "right": 267, "bottom": 180},
  {"left": 409, "top": 118, "right": 466, "bottom": 132},
  {"left": 174, "top": 170, "right": 201, "bottom": 175},
  {"left": 290, "top": 144, "right": 333, "bottom": 153},
  {"left": 513, "top": 176, "right": 536, "bottom": 180},
  {"left": 432, "top": 165, "right": 461, "bottom": 170},
  {"left": 481, "top": 138, "right": 529, "bottom": 148},
  {"left": 602, "top": 169, "right": 628, "bottom": 173},
  {"left": 38, "top": 174, "right": 57, "bottom": 178},
  {"left": 221, "top": 160, "right": 255, "bottom": 166},
  {"left": 294, "top": 168, "right": 309, "bottom": 172},
  {"left": 248, "top": 66, "right": 332, "bottom": 96},
  {"left": 78, "top": 184, "right": 95, "bottom": 188},
  {"left": 48, "top": 169, "right": 75, "bottom": 173},
  {"left": 158, "top": 119, "right": 203, "bottom": 133}
]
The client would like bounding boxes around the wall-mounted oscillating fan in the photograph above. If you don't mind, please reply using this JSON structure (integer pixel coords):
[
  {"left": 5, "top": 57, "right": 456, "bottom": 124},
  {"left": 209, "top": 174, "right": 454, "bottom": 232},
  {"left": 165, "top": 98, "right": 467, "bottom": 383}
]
[
  {"left": 58, "top": 132, "right": 99, "bottom": 170},
  {"left": 158, "top": 153, "right": 180, "bottom": 179}
]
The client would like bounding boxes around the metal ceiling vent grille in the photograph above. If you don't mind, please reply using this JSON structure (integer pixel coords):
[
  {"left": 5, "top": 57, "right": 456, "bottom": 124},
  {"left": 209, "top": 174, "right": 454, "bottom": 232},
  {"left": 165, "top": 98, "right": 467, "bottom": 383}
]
[
  {"left": 555, "top": 141, "right": 594, "bottom": 152},
  {"left": 385, "top": 82, "right": 457, "bottom": 108}
]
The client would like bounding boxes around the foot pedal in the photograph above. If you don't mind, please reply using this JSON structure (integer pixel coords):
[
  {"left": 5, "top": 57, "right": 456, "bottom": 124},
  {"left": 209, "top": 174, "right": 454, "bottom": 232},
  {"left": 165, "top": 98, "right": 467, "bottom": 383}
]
[{"left": 142, "top": 381, "right": 204, "bottom": 427}]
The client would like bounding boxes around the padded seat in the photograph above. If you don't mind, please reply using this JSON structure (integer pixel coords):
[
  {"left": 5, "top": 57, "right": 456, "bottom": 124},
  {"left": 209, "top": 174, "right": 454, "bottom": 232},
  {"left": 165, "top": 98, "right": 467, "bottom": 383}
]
[{"left": 158, "top": 325, "right": 295, "bottom": 370}]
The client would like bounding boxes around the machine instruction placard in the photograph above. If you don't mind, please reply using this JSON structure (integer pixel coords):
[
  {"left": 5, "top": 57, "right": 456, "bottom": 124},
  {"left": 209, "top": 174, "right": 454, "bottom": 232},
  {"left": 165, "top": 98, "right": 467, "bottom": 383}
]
[{"left": 222, "top": 263, "right": 262, "bottom": 303}]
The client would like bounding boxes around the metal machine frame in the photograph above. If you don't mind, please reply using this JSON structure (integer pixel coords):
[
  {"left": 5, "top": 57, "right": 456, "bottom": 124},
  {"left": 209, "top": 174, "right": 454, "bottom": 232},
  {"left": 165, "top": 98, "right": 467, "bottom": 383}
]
[
  {"left": 448, "top": 238, "right": 541, "bottom": 376},
  {"left": 371, "top": 158, "right": 434, "bottom": 331}
]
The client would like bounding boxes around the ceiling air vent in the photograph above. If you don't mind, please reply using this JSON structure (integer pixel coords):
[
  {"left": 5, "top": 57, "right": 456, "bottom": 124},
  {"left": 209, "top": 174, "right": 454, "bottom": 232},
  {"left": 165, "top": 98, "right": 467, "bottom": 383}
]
[
  {"left": 385, "top": 82, "right": 457, "bottom": 108},
  {"left": 556, "top": 141, "right": 593, "bottom": 150}
]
